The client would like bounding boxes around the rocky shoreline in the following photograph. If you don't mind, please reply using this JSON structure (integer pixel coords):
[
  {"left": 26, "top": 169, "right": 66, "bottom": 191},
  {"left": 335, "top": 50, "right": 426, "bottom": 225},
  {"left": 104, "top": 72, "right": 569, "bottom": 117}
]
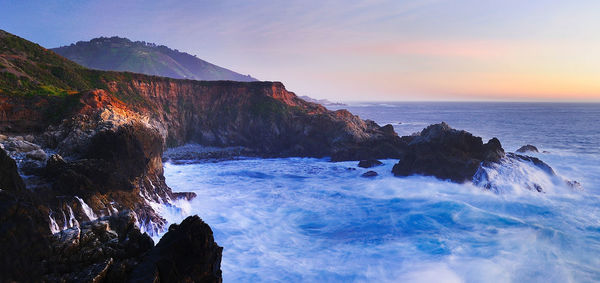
[{"left": 0, "top": 30, "right": 577, "bottom": 281}]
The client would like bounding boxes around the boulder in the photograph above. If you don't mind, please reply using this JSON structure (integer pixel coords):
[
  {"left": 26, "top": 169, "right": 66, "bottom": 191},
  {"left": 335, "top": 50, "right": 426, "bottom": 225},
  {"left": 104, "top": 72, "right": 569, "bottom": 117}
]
[
  {"left": 0, "top": 151, "right": 50, "bottom": 280},
  {"left": 5, "top": 138, "right": 40, "bottom": 153},
  {"left": 0, "top": 148, "right": 25, "bottom": 192},
  {"left": 516, "top": 144, "right": 539, "bottom": 153},
  {"left": 130, "top": 215, "right": 223, "bottom": 283},
  {"left": 358, "top": 159, "right": 383, "bottom": 168},
  {"left": 392, "top": 122, "right": 505, "bottom": 183},
  {"left": 26, "top": 148, "right": 48, "bottom": 161}
]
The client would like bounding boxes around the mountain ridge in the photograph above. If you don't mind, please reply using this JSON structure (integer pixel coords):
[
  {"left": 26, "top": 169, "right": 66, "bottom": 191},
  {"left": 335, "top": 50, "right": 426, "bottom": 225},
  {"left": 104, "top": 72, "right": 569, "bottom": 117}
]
[{"left": 51, "top": 36, "right": 257, "bottom": 82}]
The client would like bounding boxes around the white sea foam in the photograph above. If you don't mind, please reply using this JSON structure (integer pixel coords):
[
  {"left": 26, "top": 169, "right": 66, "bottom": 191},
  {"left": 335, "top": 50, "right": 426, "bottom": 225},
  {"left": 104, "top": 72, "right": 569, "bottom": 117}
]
[
  {"left": 48, "top": 211, "right": 60, "bottom": 234},
  {"left": 67, "top": 205, "right": 79, "bottom": 228},
  {"left": 75, "top": 196, "right": 97, "bottom": 221},
  {"left": 161, "top": 154, "right": 600, "bottom": 282}
]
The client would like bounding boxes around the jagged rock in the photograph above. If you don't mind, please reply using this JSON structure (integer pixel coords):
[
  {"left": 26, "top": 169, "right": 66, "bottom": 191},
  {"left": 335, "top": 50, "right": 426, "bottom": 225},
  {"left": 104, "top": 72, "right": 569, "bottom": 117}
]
[
  {"left": 130, "top": 215, "right": 223, "bottom": 283},
  {"left": 507, "top": 153, "right": 555, "bottom": 175},
  {"left": 358, "top": 159, "right": 383, "bottom": 168},
  {"left": 0, "top": 148, "right": 25, "bottom": 192},
  {"left": 173, "top": 192, "right": 198, "bottom": 201},
  {"left": 43, "top": 211, "right": 155, "bottom": 282},
  {"left": 0, "top": 149, "right": 50, "bottom": 280},
  {"left": 516, "top": 144, "right": 539, "bottom": 153},
  {"left": 392, "top": 122, "right": 505, "bottom": 183},
  {"left": 45, "top": 154, "right": 67, "bottom": 175},
  {"left": 361, "top": 171, "right": 378, "bottom": 178},
  {"left": 53, "top": 226, "right": 81, "bottom": 250},
  {"left": 24, "top": 134, "right": 35, "bottom": 143}
]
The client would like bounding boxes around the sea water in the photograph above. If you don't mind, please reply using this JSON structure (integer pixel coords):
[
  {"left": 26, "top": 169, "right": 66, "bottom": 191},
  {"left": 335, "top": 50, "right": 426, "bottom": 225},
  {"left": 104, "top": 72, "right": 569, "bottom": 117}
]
[{"left": 162, "top": 102, "right": 600, "bottom": 282}]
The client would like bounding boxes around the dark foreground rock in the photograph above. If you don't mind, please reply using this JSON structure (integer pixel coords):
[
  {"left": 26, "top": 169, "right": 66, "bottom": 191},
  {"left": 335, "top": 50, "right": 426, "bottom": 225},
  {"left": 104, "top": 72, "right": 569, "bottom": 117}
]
[
  {"left": 358, "top": 159, "right": 383, "bottom": 168},
  {"left": 516, "top": 144, "right": 539, "bottom": 153},
  {"left": 43, "top": 211, "right": 154, "bottom": 282},
  {"left": 392, "top": 122, "right": 505, "bottom": 183},
  {"left": 0, "top": 201, "right": 222, "bottom": 282},
  {"left": 0, "top": 149, "right": 51, "bottom": 280},
  {"left": 130, "top": 215, "right": 223, "bottom": 283}
]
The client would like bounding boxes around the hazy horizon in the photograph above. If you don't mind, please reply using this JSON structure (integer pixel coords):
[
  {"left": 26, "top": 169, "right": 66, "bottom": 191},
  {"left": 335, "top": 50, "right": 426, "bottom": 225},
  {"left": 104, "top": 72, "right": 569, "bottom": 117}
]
[{"left": 2, "top": 0, "right": 599, "bottom": 102}]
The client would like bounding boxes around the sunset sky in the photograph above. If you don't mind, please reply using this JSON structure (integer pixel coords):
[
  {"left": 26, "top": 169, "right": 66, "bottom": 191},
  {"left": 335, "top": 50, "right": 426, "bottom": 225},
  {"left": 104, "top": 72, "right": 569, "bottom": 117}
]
[{"left": 2, "top": 0, "right": 599, "bottom": 101}]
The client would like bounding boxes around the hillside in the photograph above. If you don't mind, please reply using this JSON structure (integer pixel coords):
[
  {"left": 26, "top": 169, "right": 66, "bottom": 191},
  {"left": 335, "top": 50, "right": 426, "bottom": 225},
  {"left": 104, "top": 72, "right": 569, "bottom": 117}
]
[{"left": 52, "top": 36, "right": 257, "bottom": 82}]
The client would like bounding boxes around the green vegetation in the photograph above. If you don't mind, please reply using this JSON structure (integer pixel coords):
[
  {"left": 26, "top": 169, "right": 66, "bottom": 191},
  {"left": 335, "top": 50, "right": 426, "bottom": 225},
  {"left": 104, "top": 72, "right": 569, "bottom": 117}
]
[
  {"left": 0, "top": 30, "right": 93, "bottom": 95},
  {"left": 51, "top": 36, "right": 257, "bottom": 82},
  {"left": 28, "top": 85, "right": 70, "bottom": 96},
  {"left": 249, "top": 94, "right": 287, "bottom": 119},
  {"left": 43, "top": 93, "right": 83, "bottom": 123}
]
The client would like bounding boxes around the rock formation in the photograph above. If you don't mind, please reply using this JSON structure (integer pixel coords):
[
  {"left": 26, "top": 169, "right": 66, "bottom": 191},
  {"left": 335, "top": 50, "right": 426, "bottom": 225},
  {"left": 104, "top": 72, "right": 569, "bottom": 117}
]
[
  {"left": 0, "top": 29, "right": 569, "bottom": 281},
  {"left": 516, "top": 144, "right": 539, "bottom": 153},
  {"left": 130, "top": 216, "right": 223, "bottom": 283},
  {"left": 391, "top": 122, "right": 505, "bottom": 183},
  {"left": 358, "top": 159, "right": 383, "bottom": 168},
  {"left": 0, "top": 29, "right": 402, "bottom": 281}
]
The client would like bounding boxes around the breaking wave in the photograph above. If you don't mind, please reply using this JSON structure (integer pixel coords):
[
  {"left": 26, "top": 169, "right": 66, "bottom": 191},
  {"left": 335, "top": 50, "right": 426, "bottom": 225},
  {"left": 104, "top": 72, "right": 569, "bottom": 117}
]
[{"left": 160, "top": 153, "right": 600, "bottom": 282}]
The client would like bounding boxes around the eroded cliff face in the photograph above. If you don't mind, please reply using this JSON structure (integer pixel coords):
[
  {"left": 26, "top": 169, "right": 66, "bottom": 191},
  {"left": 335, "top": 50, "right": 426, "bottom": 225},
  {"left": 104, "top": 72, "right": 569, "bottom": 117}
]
[
  {"left": 0, "top": 76, "right": 400, "bottom": 281},
  {"left": 97, "top": 78, "right": 402, "bottom": 158}
]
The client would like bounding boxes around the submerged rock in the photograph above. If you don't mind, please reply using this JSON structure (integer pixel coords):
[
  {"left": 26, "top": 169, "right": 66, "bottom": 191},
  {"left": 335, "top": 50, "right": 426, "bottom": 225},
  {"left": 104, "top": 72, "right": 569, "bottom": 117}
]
[
  {"left": 358, "top": 159, "right": 383, "bottom": 168},
  {"left": 392, "top": 122, "right": 505, "bottom": 183},
  {"left": 361, "top": 171, "right": 378, "bottom": 178},
  {"left": 516, "top": 144, "right": 539, "bottom": 153},
  {"left": 567, "top": 180, "right": 583, "bottom": 191}
]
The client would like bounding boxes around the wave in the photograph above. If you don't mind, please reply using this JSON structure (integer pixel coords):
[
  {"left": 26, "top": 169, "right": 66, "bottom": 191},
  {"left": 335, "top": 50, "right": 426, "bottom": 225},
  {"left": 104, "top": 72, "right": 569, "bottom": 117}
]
[{"left": 159, "top": 156, "right": 600, "bottom": 282}]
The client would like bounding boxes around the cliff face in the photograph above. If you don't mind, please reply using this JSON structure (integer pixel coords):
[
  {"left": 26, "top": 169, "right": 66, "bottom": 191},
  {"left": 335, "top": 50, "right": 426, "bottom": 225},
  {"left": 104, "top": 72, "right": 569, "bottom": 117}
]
[
  {"left": 98, "top": 78, "right": 402, "bottom": 158},
  {"left": 0, "top": 30, "right": 403, "bottom": 280}
]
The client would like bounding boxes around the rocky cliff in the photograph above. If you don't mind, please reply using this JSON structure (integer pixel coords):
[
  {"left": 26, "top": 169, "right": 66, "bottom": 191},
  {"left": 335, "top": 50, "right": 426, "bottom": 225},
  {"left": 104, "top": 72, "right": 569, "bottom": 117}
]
[
  {"left": 0, "top": 29, "right": 568, "bottom": 281},
  {"left": 0, "top": 29, "right": 403, "bottom": 281}
]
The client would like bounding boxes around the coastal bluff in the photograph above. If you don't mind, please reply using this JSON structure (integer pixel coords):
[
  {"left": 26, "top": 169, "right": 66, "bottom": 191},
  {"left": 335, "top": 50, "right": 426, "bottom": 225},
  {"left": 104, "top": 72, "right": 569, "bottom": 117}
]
[{"left": 0, "top": 29, "right": 566, "bottom": 281}]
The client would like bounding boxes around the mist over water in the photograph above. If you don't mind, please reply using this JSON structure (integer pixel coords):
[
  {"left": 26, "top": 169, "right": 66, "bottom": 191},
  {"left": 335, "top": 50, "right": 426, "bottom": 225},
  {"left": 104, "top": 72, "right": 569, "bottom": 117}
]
[{"left": 163, "top": 103, "right": 600, "bottom": 282}]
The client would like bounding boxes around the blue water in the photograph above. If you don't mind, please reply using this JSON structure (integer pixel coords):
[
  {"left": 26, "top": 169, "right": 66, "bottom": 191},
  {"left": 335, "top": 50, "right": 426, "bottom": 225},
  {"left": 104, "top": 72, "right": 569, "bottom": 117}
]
[{"left": 163, "top": 102, "right": 600, "bottom": 282}]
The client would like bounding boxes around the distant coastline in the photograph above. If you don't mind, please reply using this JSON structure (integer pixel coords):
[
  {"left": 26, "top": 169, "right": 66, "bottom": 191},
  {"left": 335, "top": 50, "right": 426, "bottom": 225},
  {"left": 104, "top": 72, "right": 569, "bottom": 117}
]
[{"left": 299, "top": 95, "right": 347, "bottom": 106}]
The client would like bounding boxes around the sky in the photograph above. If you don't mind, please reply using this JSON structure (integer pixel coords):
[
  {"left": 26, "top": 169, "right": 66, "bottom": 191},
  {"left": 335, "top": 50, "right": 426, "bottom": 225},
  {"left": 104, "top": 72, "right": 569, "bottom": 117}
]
[{"left": 1, "top": 0, "right": 599, "bottom": 102}]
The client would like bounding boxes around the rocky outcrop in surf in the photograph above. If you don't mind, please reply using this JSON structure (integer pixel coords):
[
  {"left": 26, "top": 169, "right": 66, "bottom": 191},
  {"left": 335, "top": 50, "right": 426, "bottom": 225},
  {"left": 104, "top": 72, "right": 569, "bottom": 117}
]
[
  {"left": 0, "top": 29, "right": 572, "bottom": 281},
  {"left": 516, "top": 144, "right": 539, "bottom": 153},
  {"left": 391, "top": 122, "right": 505, "bottom": 183}
]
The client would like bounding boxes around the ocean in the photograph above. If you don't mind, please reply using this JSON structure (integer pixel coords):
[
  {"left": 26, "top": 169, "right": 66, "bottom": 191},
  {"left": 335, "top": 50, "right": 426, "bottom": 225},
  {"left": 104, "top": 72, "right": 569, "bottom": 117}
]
[{"left": 161, "top": 102, "right": 600, "bottom": 282}]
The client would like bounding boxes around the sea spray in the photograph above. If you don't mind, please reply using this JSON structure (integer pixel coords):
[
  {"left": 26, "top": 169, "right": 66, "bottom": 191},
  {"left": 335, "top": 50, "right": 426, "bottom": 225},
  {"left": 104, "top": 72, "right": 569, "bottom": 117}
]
[
  {"left": 48, "top": 211, "right": 60, "bottom": 234},
  {"left": 61, "top": 210, "right": 68, "bottom": 230},
  {"left": 67, "top": 205, "right": 79, "bottom": 228},
  {"left": 75, "top": 196, "right": 97, "bottom": 221},
  {"left": 163, "top": 155, "right": 600, "bottom": 282}
]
